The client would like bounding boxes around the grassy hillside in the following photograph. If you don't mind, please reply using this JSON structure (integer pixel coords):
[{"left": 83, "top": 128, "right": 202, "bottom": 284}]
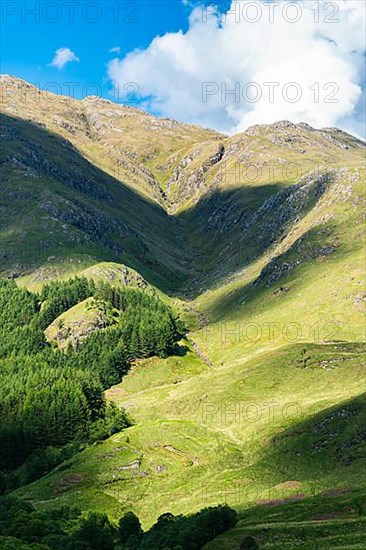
[
  {"left": 0, "top": 75, "right": 221, "bottom": 210},
  {"left": 14, "top": 343, "right": 366, "bottom": 530},
  {"left": 1, "top": 75, "right": 365, "bottom": 547},
  {"left": 0, "top": 111, "right": 188, "bottom": 289},
  {"left": 1, "top": 75, "right": 365, "bottom": 295},
  {"left": 206, "top": 488, "right": 366, "bottom": 549}
]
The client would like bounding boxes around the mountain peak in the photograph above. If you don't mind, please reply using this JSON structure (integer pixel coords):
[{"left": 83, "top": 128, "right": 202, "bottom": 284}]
[
  {"left": 0, "top": 74, "right": 37, "bottom": 88},
  {"left": 245, "top": 120, "right": 316, "bottom": 135}
]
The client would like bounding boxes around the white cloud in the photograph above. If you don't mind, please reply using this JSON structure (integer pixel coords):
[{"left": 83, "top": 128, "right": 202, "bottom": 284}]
[
  {"left": 49, "top": 47, "right": 79, "bottom": 70},
  {"left": 109, "top": 46, "right": 121, "bottom": 54},
  {"left": 108, "top": 0, "right": 365, "bottom": 136}
]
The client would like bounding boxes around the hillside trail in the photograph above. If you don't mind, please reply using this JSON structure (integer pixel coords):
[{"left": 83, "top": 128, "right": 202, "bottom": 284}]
[{"left": 187, "top": 304, "right": 215, "bottom": 369}]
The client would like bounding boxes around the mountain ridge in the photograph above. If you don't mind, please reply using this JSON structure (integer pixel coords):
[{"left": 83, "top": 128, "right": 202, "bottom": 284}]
[
  {"left": 2, "top": 73, "right": 364, "bottom": 143},
  {"left": 1, "top": 75, "right": 365, "bottom": 296},
  {"left": 1, "top": 75, "right": 366, "bottom": 546}
]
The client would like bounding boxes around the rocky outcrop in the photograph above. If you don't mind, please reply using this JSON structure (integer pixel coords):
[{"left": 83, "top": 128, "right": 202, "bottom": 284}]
[{"left": 167, "top": 143, "right": 225, "bottom": 206}]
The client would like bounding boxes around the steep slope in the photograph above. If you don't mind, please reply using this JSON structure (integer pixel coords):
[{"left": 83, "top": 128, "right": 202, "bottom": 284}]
[
  {"left": 180, "top": 121, "right": 365, "bottom": 290},
  {"left": 1, "top": 74, "right": 364, "bottom": 296},
  {"left": 0, "top": 111, "right": 189, "bottom": 289},
  {"left": 1, "top": 75, "right": 365, "bottom": 545},
  {"left": 0, "top": 75, "right": 222, "bottom": 209}
]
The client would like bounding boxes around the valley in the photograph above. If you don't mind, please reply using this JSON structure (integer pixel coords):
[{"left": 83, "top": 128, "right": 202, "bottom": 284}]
[{"left": 0, "top": 75, "right": 365, "bottom": 549}]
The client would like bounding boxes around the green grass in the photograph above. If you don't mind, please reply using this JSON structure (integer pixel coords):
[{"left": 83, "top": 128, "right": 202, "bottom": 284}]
[
  {"left": 15, "top": 343, "right": 366, "bottom": 531},
  {"left": 106, "top": 341, "right": 209, "bottom": 397},
  {"left": 2, "top": 79, "right": 366, "bottom": 546},
  {"left": 12, "top": 162, "right": 366, "bottom": 542},
  {"left": 206, "top": 489, "right": 366, "bottom": 549}
]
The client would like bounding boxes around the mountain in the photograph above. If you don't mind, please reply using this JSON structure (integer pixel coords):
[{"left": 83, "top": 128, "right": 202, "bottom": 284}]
[
  {"left": 1, "top": 75, "right": 366, "bottom": 547},
  {"left": 1, "top": 75, "right": 364, "bottom": 292}
]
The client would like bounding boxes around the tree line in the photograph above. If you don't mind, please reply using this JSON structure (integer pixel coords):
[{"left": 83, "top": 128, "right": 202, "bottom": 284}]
[
  {"left": 0, "top": 496, "right": 237, "bottom": 549},
  {"left": 0, "top": 277, "right": 182, "bottom": 479}
]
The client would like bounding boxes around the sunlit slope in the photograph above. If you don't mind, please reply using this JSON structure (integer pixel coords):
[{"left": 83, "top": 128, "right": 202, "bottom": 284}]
[
  {"left": 190, "top": 164, "right": 366, "bottom": 353},
  {"left": 2, "top": 74, "right": 365, "bottom": 545},
  {"left": 0, "top": 75, "right": 221, "bottom": 209},
  {"left": 42, "top": 263, "right": 175, "bottom": 350},
  {"left": 15, "top": 343, "right": 366, "bottom": 528},
  {"left": 17, "top": 261, "right": 153, "bottom": 293},
  {"left": 178, "top": 129, "right": 365, "bottom": 290},
  {"left": 11, "top": 124, "right": 366, "bottom": 532},
  {"left": 1, "top": 75, "right": 365, "bottom": 295},
  {"left": 14, "top": 163, "right": 365, "bottom": 530}
]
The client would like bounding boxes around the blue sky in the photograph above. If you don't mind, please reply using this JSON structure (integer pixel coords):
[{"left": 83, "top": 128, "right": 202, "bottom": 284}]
[
  {"left": 1, "top": 1, "right": 365, "bottom": 136},
  {"left": 1, "top": 1, "right": 195, "bottom": 98}
]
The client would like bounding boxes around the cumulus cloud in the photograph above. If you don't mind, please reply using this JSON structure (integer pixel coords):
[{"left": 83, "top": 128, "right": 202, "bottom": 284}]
[
  {"left": 109, "top": 46, "right": 121, "bottom": 54},
  {"left": 107, "top": 0, "right": 365, "bottom": 136},
  {"left": 49, "top": 47, "right": 79, "bottom": 70}
]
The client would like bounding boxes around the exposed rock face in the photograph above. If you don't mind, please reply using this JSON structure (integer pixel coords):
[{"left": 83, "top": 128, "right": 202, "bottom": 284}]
[
  {"left": 83, "top": 263, "right": 151, "bottom": 292},
  {"left": 0, "top": 75, "right": 365, "bottom": 292},
  {"left": 44, "top": 298, "right": 109, "bottom": 350},
  {"left": 167, "top": 143, "right": 225, "bottom": 207}
]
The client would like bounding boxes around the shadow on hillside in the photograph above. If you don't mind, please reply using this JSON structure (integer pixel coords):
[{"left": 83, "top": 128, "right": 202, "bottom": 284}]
[
  {"left": 0, "top": 113, "right": 185, "bottom": 290},
  {"left": 256, "top": 390, "right": 366, "bottom": 486},
  {"left": 203, "top": 222, "right": 339, "bottom": 321},
  {"left": 178, "top": 163, "right": 333, "bottom": 298},
  {"left": 215, "top": 486, "right": 366, "bottom": 549},
  {"left": 1, "top": 113, "right": 330, "bottom": 298},
  {"left": 217, "top": 389, "right": 366, "bottom": 547},
  {"left": 179, "top": 182, "right": 284, "bottom": 289}
]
